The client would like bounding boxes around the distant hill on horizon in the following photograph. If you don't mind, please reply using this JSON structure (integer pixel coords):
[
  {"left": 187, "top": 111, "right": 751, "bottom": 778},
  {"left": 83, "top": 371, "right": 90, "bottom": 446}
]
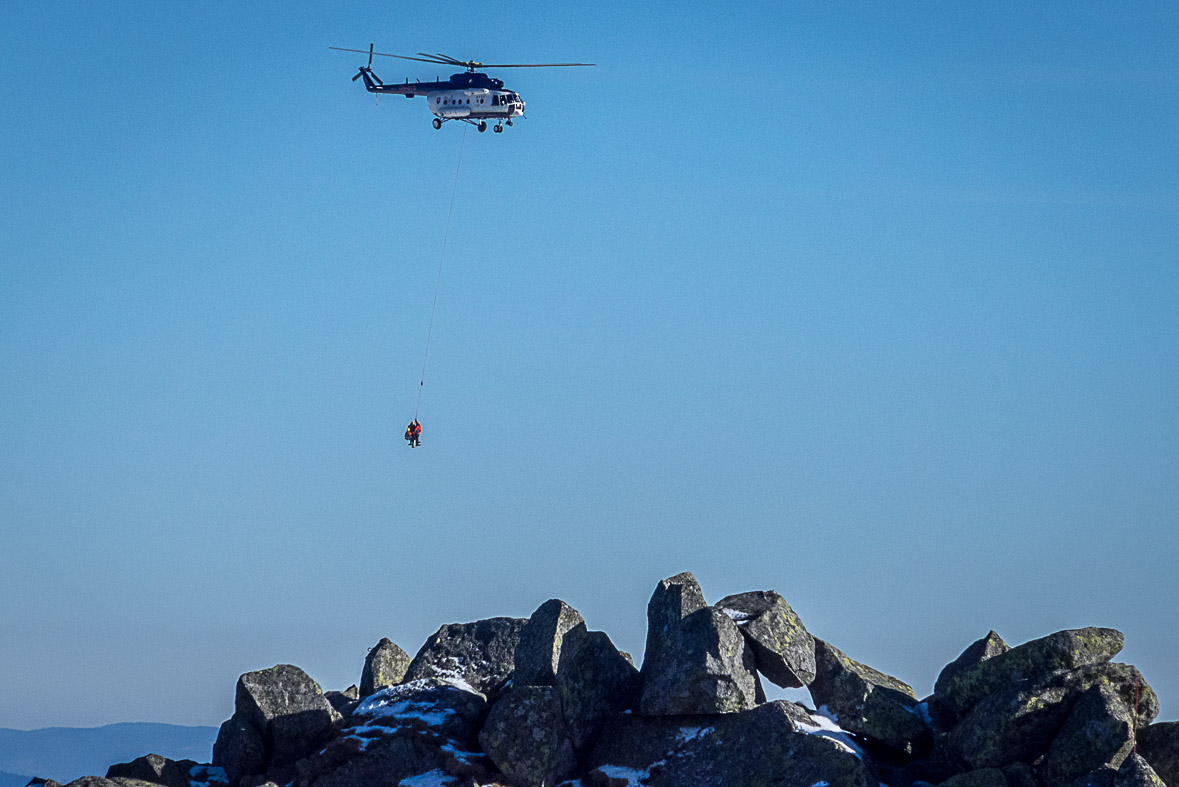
[
  {"left": 0, "top": 722, "right": 218, "bottom": 784},
  {"left": 1, "top": 769, "right": 32, "bottom": 787}
]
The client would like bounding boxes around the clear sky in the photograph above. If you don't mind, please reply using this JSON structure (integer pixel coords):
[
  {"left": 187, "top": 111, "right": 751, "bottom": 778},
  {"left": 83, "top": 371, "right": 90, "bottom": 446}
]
[{"left": 2, "top": 1, "right": 1177, "bottom": 731}]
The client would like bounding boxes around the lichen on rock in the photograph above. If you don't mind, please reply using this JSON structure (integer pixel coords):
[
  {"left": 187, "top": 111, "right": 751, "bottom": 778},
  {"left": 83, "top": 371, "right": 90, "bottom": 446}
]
[
  {"left": 360, "top": 637, "right": 411, "bottom": 697},
  {"left": 716, "top": 589, "right": 817, "bottom": 689},
  {"left": 809, "top": 638, "right": 931, "bottom": 756}
]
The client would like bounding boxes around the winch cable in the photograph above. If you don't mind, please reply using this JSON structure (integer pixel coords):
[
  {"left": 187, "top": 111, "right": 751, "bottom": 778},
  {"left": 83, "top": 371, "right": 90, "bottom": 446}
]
[{"left": 415, "top": 124, "right": 468, "bottom": 421}]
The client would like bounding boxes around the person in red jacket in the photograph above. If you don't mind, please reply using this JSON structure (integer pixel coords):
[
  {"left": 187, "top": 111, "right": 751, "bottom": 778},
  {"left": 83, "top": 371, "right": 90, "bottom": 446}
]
[{"left": 405, "top": 419, "right": 422, "bottom": 448}]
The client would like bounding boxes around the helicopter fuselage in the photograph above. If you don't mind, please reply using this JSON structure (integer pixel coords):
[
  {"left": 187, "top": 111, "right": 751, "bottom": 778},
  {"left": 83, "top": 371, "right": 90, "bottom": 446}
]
[
  {"left": 429, "top": 88, "right": 524, "bottom": 120},
  {"left": 355, "top": 70, "right": 524, "bottom": 128}
]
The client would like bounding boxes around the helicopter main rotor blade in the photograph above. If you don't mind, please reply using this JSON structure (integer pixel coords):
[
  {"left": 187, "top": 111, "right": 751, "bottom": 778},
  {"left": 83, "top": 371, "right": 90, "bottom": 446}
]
[
  {"left": 478, "top": 62, "right": 596, "bottom": 68},
  {"left": 331, "top": 46, "right": 596, "bottom": 70},
  {"left": 427, "top": 52, "right": 595, "bottom": 69},
  {"left": 329, "top": 47, "right": 449, "bottom": 66},
  {"left": 382, "top": 53, "right": 453, "bottom": 65},
  {"left": 423, "top": 52, "right": 466, "bottom": 65}
]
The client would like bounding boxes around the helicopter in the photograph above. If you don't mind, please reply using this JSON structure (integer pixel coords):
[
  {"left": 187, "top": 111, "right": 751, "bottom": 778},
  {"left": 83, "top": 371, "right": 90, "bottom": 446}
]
[{"left": 330, "top": 45, "right": 595, "bottom": 133}]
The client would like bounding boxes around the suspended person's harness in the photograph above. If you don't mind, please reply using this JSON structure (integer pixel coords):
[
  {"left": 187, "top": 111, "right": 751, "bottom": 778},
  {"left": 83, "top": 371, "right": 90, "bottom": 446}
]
[
  {"left": 405, "top": 420, "right": 422, "bottom": 447},
  {"left": 407, "top": 125, "right": 468, "bottom": 447}
]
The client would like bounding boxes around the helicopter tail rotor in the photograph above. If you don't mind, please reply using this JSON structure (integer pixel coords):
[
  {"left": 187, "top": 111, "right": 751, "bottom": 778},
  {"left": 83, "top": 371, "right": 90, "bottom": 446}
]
[
  {"left": 352, "top": 66, "right": 383, "bottom": 88},
  {"left": 350, "top": 46, "right": 383, "bottom": 88}
]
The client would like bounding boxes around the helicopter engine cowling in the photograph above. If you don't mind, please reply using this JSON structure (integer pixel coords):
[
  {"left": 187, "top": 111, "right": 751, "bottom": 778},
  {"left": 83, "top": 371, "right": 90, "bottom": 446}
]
[{"left": 451, "top": 72, "right": 504, "bottom": 90}]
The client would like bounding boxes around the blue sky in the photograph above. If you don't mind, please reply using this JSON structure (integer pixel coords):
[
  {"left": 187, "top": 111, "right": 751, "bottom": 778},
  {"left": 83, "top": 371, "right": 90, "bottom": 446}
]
[{"left": 2, "top": 1, "right": 1177, "bottom": 730}]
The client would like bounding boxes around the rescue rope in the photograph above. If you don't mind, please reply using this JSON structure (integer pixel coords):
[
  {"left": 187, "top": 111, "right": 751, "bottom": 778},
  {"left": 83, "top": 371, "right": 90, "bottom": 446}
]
[{"left": 415, "top": 124, "right": 468, "bottom": 421}]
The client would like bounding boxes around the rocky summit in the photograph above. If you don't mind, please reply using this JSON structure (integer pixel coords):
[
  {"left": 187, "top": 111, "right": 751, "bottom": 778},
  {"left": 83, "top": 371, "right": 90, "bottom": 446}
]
[{"left": 31, "top": 571, "right": 1176, "bottom": 787}]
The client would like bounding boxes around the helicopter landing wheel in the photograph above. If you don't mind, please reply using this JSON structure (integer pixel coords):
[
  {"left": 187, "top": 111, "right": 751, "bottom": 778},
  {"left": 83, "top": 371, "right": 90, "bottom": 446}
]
[
  {"left": 432, "top": 118, "right": 442, "bottom": 130},
  {"left": 477, "top": 121, "right": 487, "bottom": 133},
  {"left": 493, "top": 124, "right": 503, "bottom": 133},
  {"left": 506, "top": 119, "right": 513, "bottom": 127}
]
